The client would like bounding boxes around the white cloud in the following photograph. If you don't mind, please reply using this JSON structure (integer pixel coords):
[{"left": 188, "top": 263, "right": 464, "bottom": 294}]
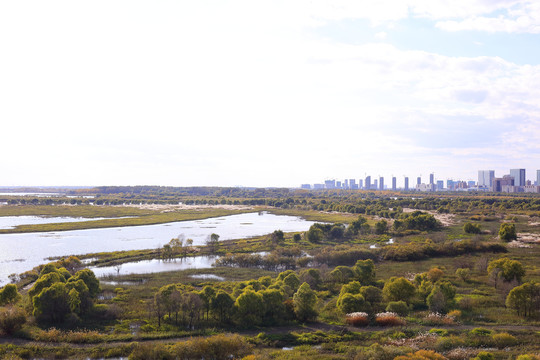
[
  {"left": 1, "top": 1, "right": 540, "bottom": 186},
  {"left": 435, "top": 1, "right": 540, "bottom": 33}
]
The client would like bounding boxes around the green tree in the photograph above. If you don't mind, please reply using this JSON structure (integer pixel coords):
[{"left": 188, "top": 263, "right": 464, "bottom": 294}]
[
  {"left": 353, "top": 259, "right": 376, "bottom": 285},
  {"left": 199, "top": 285, "right": 216, "bottom": 320},
  {"left": 505, "top": 281, "right": 540, "bottom": 318},
  {"left": 499, "top": 223, "right": 517, "bottom": 241},
  {"left": 271, "top": 230, "right": 285, "bottom": 245},
  {"left": 206, "top": 233, "right": 220, "bottom": 253},
  {"left": 260, "top": 289, "right": 286, "bottom": 325},
  {"left": 29, "top": 272, "right": 65, "bottom": 300},
  {"left": 0, "top": 284, "right": 21, "bottom": 306},
  {"left": 283, "top": 273, "right": 301, "bottom": 292},
  {"left": 68, "top": 269, "right": 100, "bottom": 298},
  {"left": 306, "top": 226, "right": 324, "bottom": 243},
  {"left": 211, "top": 291, "right": 235, "bottom": 324},
  {"left": 383, "top": 277, "right": 416, "bottom": 304},
  {"left": 235, "top": 289, "right": 264, "bottom": 326},
  {"left": 488, "top": 258, "right": 525, "bottom": 288},
  {"left": 32, "top": 282, "right": 71, "bottom": 323},
  {"left": 463, "top": 222, "right": 481, "bottom": 234},
  {"left": 293, "top": 282, "right": 318, "bottom": 322},
  {"left": 375, "top": 220, "right": 388, "bottom": 234}
]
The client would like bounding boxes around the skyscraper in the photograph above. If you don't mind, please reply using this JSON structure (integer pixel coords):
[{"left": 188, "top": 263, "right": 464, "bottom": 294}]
[
  {"left": 417, "top": 177, "right": 421, "bottom": 185},
  {"left": 392, "top": 177, "right": 396, "bottom": 191},
  {"left": 365, "top": 176, "right": 371, "bottom": 190},
  {"left": 537, "top": 170, "right": 540, "bottom": 186},
  {"left": 510, "top": 169, "right": 526, "bottom": 186},
  {"left": 429, "top": 173, "right": 434, "bottom": 185},
  {"left": 358, "top": 179, "right": 363, "bottom": 189},
  {"left": 478, "top": 170, "right": 495, "bottom": 188},
  {"left": 379, "top": 177, "right": 384, "bottom": 190},
  {"left": 404, "top": 177, "right": 409, "bottom": 191}
]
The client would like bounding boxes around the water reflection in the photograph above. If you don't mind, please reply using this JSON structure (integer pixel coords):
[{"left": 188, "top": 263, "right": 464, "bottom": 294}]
[{"left": 90, "top": 256, "right": 219, "bottom": 278}]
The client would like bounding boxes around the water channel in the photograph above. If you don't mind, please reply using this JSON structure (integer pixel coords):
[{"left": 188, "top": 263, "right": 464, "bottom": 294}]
[{"left": 0, "top": 212, "right": 317, "bottom": 285}]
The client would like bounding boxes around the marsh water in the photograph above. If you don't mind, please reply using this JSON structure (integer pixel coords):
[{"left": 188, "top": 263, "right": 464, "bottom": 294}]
[
  {"left": 0, "top": 212, "right": 316, "bottom": 285},
  {"left": 0, "top": 215, "right": 123, "bottom": 230}
]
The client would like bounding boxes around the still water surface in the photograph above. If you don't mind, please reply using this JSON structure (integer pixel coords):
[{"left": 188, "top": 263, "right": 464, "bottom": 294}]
[
  {"left": 0, "top": 216, "right": 123, "bottom": 230},
  {"left": 0, "top": 212, "right": 316, "bottom": 285}
]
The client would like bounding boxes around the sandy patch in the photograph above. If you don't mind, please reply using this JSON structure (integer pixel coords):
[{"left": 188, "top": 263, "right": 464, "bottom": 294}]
[
  {"left": 124, "top": 203, "right": 253, "bottom": 212},
  {"left": 517, "top": 232, "right": 540, "bottom": 243}
]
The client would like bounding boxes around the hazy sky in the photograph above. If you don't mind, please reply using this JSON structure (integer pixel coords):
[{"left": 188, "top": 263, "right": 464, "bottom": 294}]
[{"left": 2, "top": 1, "right": 540, "bottom": 187}]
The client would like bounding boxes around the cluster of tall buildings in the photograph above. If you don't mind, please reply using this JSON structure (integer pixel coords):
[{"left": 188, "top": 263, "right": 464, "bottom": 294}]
[
  {"left": 478, "top": 169, "right": 540, "bottom": 193},
  {"left": 300, "top": 168, "right": 540, "bottom": 193}
]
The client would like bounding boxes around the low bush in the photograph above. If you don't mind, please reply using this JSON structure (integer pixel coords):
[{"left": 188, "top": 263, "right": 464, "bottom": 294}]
[
  {"left": 375, "top": 312, "right": 405, "bottom": 326},
  {"left": 470, "top": 328, "right": 493, "bottom": 336},
  {"left": 0, "top": 306, "right": 26, "bottom": 335},
  {"left": 492, "top": 332, "right": 518, "bottom": 348},
  {"left": 345, "top": 312, "right": 369, "bottom": 327},
  {"left": 386, "top": 301, "right": 410, "bottom": 317}
]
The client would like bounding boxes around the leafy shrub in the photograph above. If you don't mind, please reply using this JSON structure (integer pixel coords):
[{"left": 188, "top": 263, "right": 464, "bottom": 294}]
[
  {"left": 492, "top": 332, "right": 518, "bottom": 348},
  {"left": 0, "top": 306, "right": 26, "bottom": 335},
  {"left": 473, "top": 351, "right": 494, "bottom": 360},
  {"left": 375, "top": 312, "right": 405, "bottom": 326},
  {"left": 386, "top": 301, "right": 410, "bottom": 316},
  {"left": 395, "top": 349, "right": 446, "bottom": 360},
  {"left": 470, "top": 327, "right": 493, "bottom": 336},
  {"left": 455, "top": 268, "right": 471, "bottom": 282},
  {"left": 428, "top": 329, "right": 448, "bottom": 336},
  {"left": 463, "top": 222, "right": 481, "bottom": 234}
]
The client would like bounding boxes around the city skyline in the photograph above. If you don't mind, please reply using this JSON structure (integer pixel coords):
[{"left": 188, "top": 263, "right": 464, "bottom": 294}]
[
  {"left": 304, "top": 167, "right": 540, "bottom": 191},
  {"left": 2, "top": 1, "right": 540, "bottom": 187}
]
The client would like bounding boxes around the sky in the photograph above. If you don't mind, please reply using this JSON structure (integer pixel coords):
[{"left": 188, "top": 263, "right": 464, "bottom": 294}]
[{"left": 1, "top": 0, "right": 540, "bottom": 188}]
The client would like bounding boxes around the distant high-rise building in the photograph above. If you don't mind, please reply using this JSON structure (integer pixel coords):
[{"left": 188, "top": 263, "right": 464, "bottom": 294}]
[
  {"left": 478, "top": 170, "right": 495, "bottom": 188},
  {"left": 301, "top": 184, "right": 311, "bottom": 189},
  {"left": 344, "top": 179, "right": 349, "bottom": 189},
  {"left": 373, "top": 179, "right": 378, "bottom": 190},
  {"left": 392, "top": 177, "right": 397, "bottom": 191},
  {"left": 468, "top": 181, "right": 476, "bottom": 188},
  {"left": 537, "top": 170, "right": 540, "bottom": 186},
  {"left": 358, "top": 179, "right": 363, "bottom": 189},
  {"left": 510, "top": 169, "right": 526, "bottom": 186},
  {"left": 404, "top": 177, "right": 409, "bottom": 191},
  {"left": 417, "top": 177, "right": 421, "bottom": 185},
  {"left": 336, "top": 181, "right": 342, "bottom": 189},
  {"left": 365, "top": 176, "right": 371, "bottom": 190},
  {"left": 349, "top": 179, "right": 357, "bottom": 190},
  {"left": 379, "top": 177, "right": 384, "bottom": 190},
  {"left": 447, "top": 180, "right": 455, "bottom": 190},
  {"left": 436, "top": 180, "right": 444, "bottom": 190},
  {"left": 313, "top": 184, "right": 324, "bottom": 190},
  {"left": 429, "top": 173, "right": 434, "bottom": 185},
  {"left": 324, "top": 180, "right": 335, "bottom": 189}
]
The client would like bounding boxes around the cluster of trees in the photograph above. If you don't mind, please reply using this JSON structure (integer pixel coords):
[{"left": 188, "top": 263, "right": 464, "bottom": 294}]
[
  {"left": 303, "top": 212, "right": 440, "bottom": 245},
  {"left": 161, "top": 236, "right": 194, "bottom": 260},
  {"left": 28, "top": 261, "right": 100, "bottom": 323},
  {"left": 334, "top": 263, "right": 456, "bottom": 318},
  {"left": 153, "top": 270, "right": 320, "bottom": 328}
]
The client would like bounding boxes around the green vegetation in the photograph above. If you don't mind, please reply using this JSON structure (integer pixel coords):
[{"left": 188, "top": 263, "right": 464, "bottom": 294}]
[{"left": 1, "top": 188, "right": 540, "bottom": 359}]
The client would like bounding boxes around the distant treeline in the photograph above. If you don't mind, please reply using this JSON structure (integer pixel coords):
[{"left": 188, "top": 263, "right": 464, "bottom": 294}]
[{"left": 4, "top": 186, "right": 540, "bottom": 215}]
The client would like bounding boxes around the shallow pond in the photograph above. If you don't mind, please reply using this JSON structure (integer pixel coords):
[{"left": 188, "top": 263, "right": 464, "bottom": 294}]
[
  {"left": 90, "top": 256, "right": 220, "bottom": 278},
  {"left": 0, "top": 215, "right": 123, "bottom": 230},
  {"left": 0, "top": 212, "right": 316, "bottom": 285}
]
